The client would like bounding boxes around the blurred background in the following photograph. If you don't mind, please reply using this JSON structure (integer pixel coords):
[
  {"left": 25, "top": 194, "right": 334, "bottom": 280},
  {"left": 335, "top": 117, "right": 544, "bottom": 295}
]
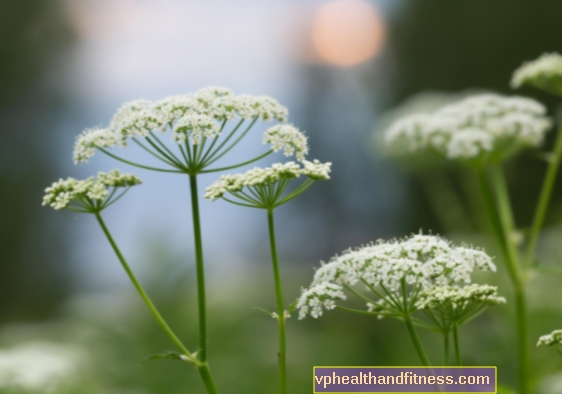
[{"left": 3, "top": 0, "right": 562, "bottom": 393}]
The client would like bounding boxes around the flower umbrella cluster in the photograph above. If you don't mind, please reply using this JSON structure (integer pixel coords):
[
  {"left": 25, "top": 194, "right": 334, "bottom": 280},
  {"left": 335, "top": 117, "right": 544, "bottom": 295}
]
[
  {"left": 73, "top": 87, "right": 308, "bottom": 169},
  {"left": 384, "top": 94, "right": 551, "bottom": 163},
  {"left": 511, "top": 53, "right": 562, "bottom": 95},
  {"left": 42, "top": 169, "right": 142, "bottom": 212},
  {"left": 537, "top": 330, "right": 562, "bottom": 348},
  {"left": 204, "top": 160, "right": 331, "bottom": 208},
  {"left": 297, "top": 234, "right": 496, "bottom": 319},
  {"left": 415, "top": 284, "right": 505, "bottom": 330}
]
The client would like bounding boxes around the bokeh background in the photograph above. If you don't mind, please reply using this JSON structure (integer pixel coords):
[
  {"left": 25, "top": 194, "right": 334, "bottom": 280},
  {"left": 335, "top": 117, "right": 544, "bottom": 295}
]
[{"left": 3, "top": 0, "right": 562, "bottom": 393}]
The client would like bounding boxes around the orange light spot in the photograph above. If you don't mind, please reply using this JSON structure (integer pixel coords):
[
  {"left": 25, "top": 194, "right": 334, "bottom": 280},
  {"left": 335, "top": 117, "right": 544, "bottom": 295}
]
[{"left": 311, "top": 0, "right": 386, "bottom": 67}]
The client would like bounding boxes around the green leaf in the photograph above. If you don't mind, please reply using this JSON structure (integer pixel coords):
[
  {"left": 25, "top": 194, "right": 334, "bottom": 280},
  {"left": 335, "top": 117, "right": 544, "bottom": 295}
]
[
  {"left": 139, "top": 351, "right": 186, "bottom": 365},
  {"left": 253, "top": 306, "right": 275, "bottom": 317}
]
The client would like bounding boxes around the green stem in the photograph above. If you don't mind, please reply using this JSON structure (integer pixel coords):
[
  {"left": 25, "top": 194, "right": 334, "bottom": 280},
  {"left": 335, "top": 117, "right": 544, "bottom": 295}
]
[
  {"left": 479, "top": 167, "right": 529, "bottom": 394},
  {"left": 514, "top": 284, "right": 530, "bottom": 394},
  {"left": 267, "top": 210, "right": 287, "bottom": 394},
  {"left": 524, "top": 123, "right": 562, "bottom": 268},
  {"left": 403, "top": 314, "right": 431, "bottom": 367},
  {"left": 94, "top": 213, "right": 195, "bottom": 362},
  {"left": 187, "top": 175, "right": 220, "bottom": 394},
  {"left": 489, "top": 166, "right": 522, "bottom": 277},
  {"left": 443, "top": 333, "right": 449, "bottom": 367},
  {"left": 453, "top": 325, "right": 461, "bottom": 366},
  {"left": 188, "top": 175, "right": 208, "bottom": 361}
]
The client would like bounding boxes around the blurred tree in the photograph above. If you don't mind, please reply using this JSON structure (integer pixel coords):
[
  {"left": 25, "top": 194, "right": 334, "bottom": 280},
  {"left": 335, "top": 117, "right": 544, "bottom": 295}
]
[{"left": 0, "top": 1, "right": 74, "bottom": 320}]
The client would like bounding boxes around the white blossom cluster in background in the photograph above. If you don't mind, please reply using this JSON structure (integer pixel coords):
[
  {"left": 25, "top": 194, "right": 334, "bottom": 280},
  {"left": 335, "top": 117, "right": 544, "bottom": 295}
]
[
  {"left": 42, "top": 169, "right": 142, "bottom": 210},
  {"left": 537, "top": 329, "right": 562, "bottom": 347},
  {"left": 72, "top": 86, "right": 311, "bottom": 164},
  {"left": 297, "top": 234, "right": 496, "bottom": 319},
  {"left": 511, "top": 53, "right": 562, "bottom": 92},
  {"left": 415, "top": 284, "right": 506, "bottom": 311},
  {"left": 0, "top": 342, "right": 85, "bottom": 393},
  {"left": 204, "top": 160, "right": 332, "bottom": 201},
  {"left": 384, "top": 94, "right": 551, "bottom": 161}
]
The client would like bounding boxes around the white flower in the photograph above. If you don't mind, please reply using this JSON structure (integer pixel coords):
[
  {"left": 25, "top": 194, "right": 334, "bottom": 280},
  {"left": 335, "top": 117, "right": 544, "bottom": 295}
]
[
  {"left": 415, "top": 284, "right": 506, "bottom": 311},
  {"left": 537, "top": 329, "right": 562, "bottom": 347},
  {"left": 263, "top": 124, "right": 309, "bottom": 161},
  {"left": 297, "top": 233, "right": 496, "bottom": 319},
  {"left": 511, "top": 53, "right": 562, "bottom": 92},
  {"left": 446, "top": 129, "right": 493, "bottom": 159},
  {"left": 204, "top": 160, "right": 331, "bottom": 202},
  {"left": 73, "top": 87, "right": 293, "bottom": 164},
  {"left": 43, "top": 170, "right": 142, "bottom": 210},
  {"left": 385, "top": 94, "right": 551, "bottom": 162},
  {"left": 172, "top": 113, "right": 221, "bottom": 144},
  {"left": 73, "top": 127, "right": 118, "bottom": 164},
  {"left": 296, "top": 282, "right": 346, "bottom": 320}
]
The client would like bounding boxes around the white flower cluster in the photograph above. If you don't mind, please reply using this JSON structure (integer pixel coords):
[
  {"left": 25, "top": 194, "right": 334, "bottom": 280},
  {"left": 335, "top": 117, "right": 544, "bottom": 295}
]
[
  {"left": 42, "top": 170, "right": 142, "bottom": 210},
  {"left": 73, "top": 127, "right": 118, "bottom": 164},
  {"left": 295, "top": 283, "right": 347, "bottom": 319},
  {"left": 415, "top": 284, "right": 506, "bottom": 311},
  {"left": 263, "top": 124, "right": 309, "bottom": 161},
  {"left": 73, "top": 87, "right": 290, "bottom": 164},
  {"left": 385, "top": 94, "right": 551, "bottom": 161},
  {"left": 172, "top": 114, "right": 221, "bottom": 145},
  {"left": 204, "top": 160, "right": 332, "bottom": 201},
  {"left": 511, "top": 53, "right": 562, "bottom": 91},
  {"left": 537, "top": 329, "right": 562, "bottom": 347},
  {"left": 297, "top": 234, "right": 496, "bottom": 319}
]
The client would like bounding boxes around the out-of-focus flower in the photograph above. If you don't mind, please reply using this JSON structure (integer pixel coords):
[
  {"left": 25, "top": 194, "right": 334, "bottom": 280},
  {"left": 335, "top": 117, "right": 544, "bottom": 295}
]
[
  {"left": 511, "top": 53, "right": 562, "bottom": 95},
  {"left": 384, "top": 94, "right": 551, "bottom": 165},
  {"left": 0, "top": 342, "right": 85, "bottom": 393}
]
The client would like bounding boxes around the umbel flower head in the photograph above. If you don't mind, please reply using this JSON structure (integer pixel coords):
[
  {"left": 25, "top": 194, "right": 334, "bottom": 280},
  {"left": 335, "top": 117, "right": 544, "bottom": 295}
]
[
  {"left": 415, "top": 284, "right": 505, "bottom": 331},
  {"left": 384, "top": 94, "right": 551, "bottom": 165},
  {"left": 512, "top": 53, "right": 562, "bottom": 96},
  {"left": 537, "top": 330, "right": 562, "bottom": 348},
  {"left": 204, "top": 160, "right": 331, "bottom": 209},
  {"left": 42, "top": 169, "right": 141, "bottom": 213},
  {"left": 73, "top": 87, "right": 309, "bottom": 174},
  {"left": 297, "top": 234, "right": 496, "bottom": 320}
]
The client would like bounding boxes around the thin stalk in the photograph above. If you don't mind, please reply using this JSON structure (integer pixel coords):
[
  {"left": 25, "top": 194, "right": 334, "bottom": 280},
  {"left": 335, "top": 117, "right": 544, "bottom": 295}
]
[
  {"left": 403, "top": 314, "right": 431, "bottom": 367},
  {"left": 452, "top": 326, "right": 461, "bottom": 366},
  {"left": 99, "top": 148, "right": 184, "bottom": 173},
  {"left": 490, "top": 166, "right": 520, "bottom": 270},
  {"left": 524, "top": 123, "right": 562, "bottom": 268},
  {"left": 205, "top": 117, "right": 258, "bottom": 166},
  {"left": 480, "top": 167, "right": 529, "bottom": 394},
  {"left": 267, "top": 210, "right": 287, "bottom": 394},
  {"left": 201, "top": 150, "right": 273, "bottom": 173},
  {"left": 401, "top": 279, "right": 430, "bottom": 366},
  {"left": 477, "top": 170, "right": 517, "bottom": 281},
  {"left": 94, "top": 213, "right": 195, "bottom": 362},
  {"left": 188, "top": 175, "right": 209, "bottom": 361},
  {"left": 443, "top": 333, "right": 449, "bottom": 366}
]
